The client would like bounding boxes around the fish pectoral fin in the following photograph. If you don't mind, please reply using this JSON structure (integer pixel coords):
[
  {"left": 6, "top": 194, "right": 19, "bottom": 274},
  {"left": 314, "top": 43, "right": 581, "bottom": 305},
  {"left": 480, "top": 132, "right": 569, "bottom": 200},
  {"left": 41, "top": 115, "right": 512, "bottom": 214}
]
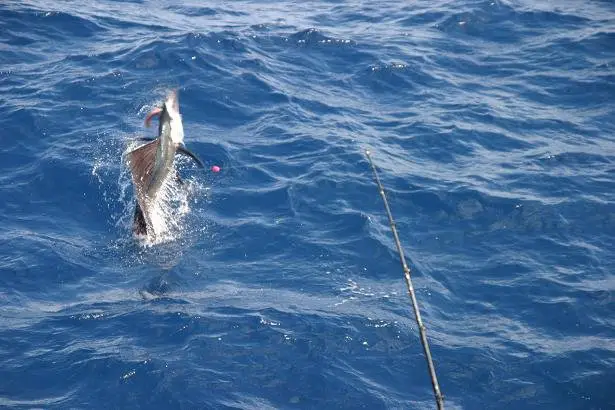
[{"left": 177, "top": 144, "right": 204, "bottom": 168}]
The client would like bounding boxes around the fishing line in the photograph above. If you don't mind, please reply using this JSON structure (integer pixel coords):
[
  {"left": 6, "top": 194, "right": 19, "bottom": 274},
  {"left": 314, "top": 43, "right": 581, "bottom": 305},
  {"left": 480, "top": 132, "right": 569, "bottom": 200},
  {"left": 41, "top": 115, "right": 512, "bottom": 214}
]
[
  {"left": 208, "top": 149, "right": 368, "bottom": 173},
  {"left": 365, "top": 150, "right": 444, "bottom": 410}
]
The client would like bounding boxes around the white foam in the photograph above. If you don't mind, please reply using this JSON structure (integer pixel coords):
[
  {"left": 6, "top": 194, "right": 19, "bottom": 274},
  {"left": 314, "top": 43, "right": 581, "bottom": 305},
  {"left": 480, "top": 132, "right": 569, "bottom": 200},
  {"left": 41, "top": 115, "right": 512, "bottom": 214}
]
[
  {"left": 138, "top": 168, "right": 191, "bottom": 246},
  {"left": 92, "top": 137, "right": 197, "bottom": 246},
  {"left": 91, "top": 93, "right": 207, "bottom": 247}
]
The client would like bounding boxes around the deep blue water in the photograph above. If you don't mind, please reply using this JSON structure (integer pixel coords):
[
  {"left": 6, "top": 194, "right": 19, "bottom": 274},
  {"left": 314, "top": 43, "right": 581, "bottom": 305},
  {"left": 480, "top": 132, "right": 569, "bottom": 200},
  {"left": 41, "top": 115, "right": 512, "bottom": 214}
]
[{"left": 1, "top": 0, "right": 614, "bottom": 408}]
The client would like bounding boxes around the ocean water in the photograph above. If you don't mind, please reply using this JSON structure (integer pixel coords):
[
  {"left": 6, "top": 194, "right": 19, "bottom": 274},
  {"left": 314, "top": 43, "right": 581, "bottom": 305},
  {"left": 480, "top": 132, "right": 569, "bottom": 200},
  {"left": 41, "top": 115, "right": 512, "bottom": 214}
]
[{"left": 1, "top": 0, "right": 614, "bottom": 408}]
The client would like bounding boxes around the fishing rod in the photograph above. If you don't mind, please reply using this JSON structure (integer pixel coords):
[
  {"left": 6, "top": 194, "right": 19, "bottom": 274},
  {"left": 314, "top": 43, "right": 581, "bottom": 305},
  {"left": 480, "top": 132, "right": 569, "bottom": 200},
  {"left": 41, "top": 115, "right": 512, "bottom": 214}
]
[{"left": 365, "top": 150, "right": 444, "bottom": 410}]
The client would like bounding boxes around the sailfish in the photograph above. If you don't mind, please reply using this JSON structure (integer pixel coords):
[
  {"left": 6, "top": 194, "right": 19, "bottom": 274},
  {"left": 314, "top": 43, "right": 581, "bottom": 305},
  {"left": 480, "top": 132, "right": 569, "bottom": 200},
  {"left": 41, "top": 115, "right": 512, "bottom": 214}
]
[{"left": 127, "top": 90, "right": 203, "bottom": 236}]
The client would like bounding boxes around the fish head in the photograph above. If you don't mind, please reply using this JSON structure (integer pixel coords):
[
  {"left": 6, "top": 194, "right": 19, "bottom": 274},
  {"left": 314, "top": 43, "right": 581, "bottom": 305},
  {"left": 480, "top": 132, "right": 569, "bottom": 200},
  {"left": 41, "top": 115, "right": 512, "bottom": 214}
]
[
  {"left": 157, "top": 90, "right": 184, "bottom": 145},
  {"left": 163, "top": 89, "right": 180, "bottom": 118}
]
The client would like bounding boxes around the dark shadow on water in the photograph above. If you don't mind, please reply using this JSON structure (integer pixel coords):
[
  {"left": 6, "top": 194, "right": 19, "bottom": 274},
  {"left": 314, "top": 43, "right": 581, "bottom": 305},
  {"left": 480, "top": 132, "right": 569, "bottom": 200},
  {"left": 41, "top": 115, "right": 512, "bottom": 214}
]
[{"left": 139, "top": 269, "right": 182, "bottom": 300}]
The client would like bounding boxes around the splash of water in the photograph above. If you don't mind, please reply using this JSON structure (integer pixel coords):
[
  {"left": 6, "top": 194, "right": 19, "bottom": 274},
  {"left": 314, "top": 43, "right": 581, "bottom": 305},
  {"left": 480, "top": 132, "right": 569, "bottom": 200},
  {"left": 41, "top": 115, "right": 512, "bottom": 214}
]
[
  {"left": 92, "top": 89, "right": 210, "bottom": 248},
  {"left": 92, "top": 133, "right": 205, "bottom": 247},
  {"left": 137, "top": 165, "right": 191, "bottom": 246}
]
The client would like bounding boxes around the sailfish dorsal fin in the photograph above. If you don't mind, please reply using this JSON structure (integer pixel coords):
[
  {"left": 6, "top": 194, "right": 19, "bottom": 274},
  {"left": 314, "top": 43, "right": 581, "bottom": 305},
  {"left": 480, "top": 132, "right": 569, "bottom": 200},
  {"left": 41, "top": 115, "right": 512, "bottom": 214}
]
[{"left": 128, "top": 139, "right": 159, "bottom": 200}]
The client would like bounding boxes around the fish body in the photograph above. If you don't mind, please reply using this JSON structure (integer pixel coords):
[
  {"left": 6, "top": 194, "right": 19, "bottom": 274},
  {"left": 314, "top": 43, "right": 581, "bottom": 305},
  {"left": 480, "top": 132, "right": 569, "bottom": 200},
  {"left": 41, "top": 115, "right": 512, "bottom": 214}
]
[{"left": 127, "top": 90, "right": 202, "bottom": 236}]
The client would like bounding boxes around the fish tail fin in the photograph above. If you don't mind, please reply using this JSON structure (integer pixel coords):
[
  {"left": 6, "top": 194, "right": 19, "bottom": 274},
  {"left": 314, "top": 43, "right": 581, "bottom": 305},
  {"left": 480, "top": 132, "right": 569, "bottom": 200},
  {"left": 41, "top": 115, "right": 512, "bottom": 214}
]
[{"left": 133, "top": 202, "right": 148, "bottom": 235}]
